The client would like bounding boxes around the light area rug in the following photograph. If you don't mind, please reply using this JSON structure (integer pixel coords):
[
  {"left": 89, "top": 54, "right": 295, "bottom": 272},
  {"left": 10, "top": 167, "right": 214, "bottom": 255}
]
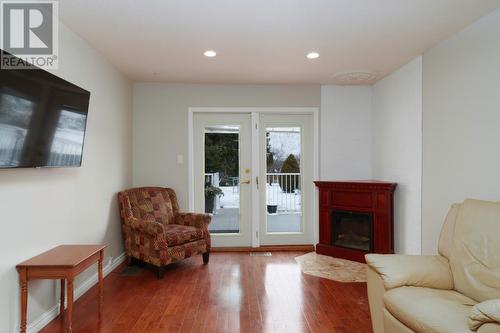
[{"left": 295, "top": 252, "right": 367, "bottom": 283}]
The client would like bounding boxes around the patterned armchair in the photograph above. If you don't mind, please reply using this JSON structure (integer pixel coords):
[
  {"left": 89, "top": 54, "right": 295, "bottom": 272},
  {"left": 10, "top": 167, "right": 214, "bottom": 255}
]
[{"left": 118, "top": 187, "right": 211, "bottom": 278}]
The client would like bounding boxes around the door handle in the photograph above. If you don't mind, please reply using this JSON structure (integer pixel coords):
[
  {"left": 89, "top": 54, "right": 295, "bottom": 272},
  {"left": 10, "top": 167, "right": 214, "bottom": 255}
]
[{"left": 240, "top": 180, "right": 251, "bottom": 185}]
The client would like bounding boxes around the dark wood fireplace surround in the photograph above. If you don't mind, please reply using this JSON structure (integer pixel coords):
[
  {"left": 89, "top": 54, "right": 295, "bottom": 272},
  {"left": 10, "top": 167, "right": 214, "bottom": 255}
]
[{"left": 314, "top": 181, "right": 397, "bottom": 263}]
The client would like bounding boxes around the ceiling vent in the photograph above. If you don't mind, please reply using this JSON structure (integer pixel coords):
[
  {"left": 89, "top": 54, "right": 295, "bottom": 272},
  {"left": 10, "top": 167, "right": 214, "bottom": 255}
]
[{"left": 333, "top": 70, "right": 377, "bottom": 85}]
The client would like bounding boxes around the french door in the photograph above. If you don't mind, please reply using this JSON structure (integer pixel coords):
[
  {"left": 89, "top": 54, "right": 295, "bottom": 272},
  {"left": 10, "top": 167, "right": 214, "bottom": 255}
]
[
  {"left": 258, "top": 114, "right": 314, "bottom": 245},
  {"left": 193, "top": 111, "right": 314, "bottom": 247},
  {"left": 193, "top": 113, "right": 253, "bottom": 247}
]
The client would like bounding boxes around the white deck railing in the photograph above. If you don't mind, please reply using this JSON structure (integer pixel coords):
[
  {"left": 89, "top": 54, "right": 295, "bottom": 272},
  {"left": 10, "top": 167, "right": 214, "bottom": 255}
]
[
  {"left": 204, "top": 172, "right": 302, "bottom": 214},
  {"left": 266, "top": 173, "right": 301, "bottom": 213}
]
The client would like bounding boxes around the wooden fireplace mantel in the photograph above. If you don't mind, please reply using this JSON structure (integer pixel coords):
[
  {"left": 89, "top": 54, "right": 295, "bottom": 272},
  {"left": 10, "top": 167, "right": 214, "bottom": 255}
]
[{"left": 314, "top": 180, "right": 397, "bottom": 263}]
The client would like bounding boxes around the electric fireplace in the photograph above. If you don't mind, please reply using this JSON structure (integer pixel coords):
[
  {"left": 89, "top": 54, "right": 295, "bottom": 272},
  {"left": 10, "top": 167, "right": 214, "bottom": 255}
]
[{"left": 314, "top": 181, "right": 396, "bottom": 262}]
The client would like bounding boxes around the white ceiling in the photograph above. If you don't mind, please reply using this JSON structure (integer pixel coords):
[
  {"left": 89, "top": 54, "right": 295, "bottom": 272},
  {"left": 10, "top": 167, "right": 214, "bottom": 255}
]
[{"left": 59, "top": 0, "right": 500, "bottom": 84}]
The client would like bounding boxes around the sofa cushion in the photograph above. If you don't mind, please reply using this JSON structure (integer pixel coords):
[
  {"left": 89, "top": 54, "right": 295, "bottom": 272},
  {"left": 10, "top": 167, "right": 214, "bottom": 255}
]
[
  {"left": 384, "top": 286, "right": 476, "bottom": 333},
  {"left": 164, "top": 224, "right": 207, "bottom": 246},
  {"left": 450, "top": 199, "right": 500, "bottom": 302},
  {"left": 469, "top": 299, "right": 500, "bottom": 331}
]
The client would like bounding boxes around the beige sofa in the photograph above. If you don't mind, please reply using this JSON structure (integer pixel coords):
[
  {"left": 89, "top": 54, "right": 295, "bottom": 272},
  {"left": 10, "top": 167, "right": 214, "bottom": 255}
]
[{"left": 366, "top": 199, "right": 500, "bottom": 333}]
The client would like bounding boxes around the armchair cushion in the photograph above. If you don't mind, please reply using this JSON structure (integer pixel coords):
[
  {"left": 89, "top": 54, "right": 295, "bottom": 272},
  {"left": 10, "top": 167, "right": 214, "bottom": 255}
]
[
  {"left": 127, "top": 187, "right": 176, "bottom": 225},
  {"left": 164, "top": 224, "right": 209, "bottom": 246},
  {"left": 384, "top": 286, "right": 476, "bottom": 333},
  {"left": 176, "top": 212, "right": 211, "bottom": 229},
  {"left": 469, "top": 299, "right": 500, "bottom": 331},
  {"left": 366, "top": 254, "right": 454, "bottom": 290}
]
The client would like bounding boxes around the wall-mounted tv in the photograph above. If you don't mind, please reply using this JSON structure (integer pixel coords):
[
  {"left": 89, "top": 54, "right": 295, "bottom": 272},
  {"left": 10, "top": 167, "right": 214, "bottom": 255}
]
[{"left": 0, "top": 51, "right": 90, "bottom": 168}]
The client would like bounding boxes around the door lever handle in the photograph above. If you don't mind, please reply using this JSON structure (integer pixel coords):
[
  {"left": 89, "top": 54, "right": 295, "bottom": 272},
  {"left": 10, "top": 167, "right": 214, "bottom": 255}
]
[{"left": 240, "top": 180, "right": 251, "bottom": 185}]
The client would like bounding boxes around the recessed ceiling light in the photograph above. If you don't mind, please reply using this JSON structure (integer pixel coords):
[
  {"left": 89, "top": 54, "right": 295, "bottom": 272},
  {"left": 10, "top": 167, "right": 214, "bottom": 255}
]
[
  {"left": 204, "top": 50, "right": 217, "bottom": 57},
  {"left": 306, "top": 52, "right": 319, "bottom": 59}
]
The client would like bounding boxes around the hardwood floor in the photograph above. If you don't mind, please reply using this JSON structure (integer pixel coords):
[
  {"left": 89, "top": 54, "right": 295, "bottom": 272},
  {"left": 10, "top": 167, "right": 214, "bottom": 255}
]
[{"left": 39, "top": 252, "right": 372, "bottom": 333}]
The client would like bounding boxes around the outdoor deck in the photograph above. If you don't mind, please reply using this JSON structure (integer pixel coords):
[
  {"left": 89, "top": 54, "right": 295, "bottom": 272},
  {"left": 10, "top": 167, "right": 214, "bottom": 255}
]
[
  {"left": 208, "top": 184, "right": 302, "bottom": 233},
  {"left": 209, "top": 208, "right": 301, "bottom": 233}
]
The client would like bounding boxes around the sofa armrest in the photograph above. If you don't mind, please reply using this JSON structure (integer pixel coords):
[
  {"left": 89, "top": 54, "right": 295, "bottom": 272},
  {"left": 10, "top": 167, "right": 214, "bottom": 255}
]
[
  {"left": 176, "top": 212, "right": 211, "bottom": 229},
  {"left": 469, "top": 299, "right": 500, "bottom": 331},
  {"left": 365, "top": 254, "right": 454, "bottom": 290},
  {"left": 127, "top": 217, "right": 165, "bottom": 237}
]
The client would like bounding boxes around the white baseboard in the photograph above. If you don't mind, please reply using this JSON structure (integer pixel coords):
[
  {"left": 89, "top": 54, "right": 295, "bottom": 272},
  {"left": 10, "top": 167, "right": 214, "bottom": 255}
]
[
  {"left": 22, "top": 305, "right": 59, "bottom": 333},
  {"left": 18, "top": 252, "right": 126, "bottom": 333},
  {"left": 73, "top": 252, "right": 125, "bottom": 300}
]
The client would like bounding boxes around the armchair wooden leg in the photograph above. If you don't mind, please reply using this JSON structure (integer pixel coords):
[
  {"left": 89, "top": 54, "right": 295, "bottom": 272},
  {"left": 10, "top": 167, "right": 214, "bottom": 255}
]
[
  {"left": 203, "top": 252, "right": 210, "bottom": 264},
  {"left": 157, "top": 266, "right": 165, "bottom": 279},
  {"left": 127, "top": 256, "right": 140, "bottom": 266}
]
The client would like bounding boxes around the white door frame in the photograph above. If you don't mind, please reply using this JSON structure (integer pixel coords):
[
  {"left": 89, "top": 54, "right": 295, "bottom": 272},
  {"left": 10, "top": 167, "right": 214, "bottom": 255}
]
[{"left": 188, "top": 107, "right": 319, "bottom": 247}]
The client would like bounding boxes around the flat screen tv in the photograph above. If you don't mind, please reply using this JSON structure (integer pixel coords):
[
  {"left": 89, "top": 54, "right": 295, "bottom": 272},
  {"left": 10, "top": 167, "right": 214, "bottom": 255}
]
[{"left": 0, "top": 51, "right": 90, "bottom": 168}]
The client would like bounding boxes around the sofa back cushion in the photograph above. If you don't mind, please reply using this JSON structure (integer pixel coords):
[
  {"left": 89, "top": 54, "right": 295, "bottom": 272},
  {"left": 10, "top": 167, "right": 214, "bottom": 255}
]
[
  {"left": 122, "top": 187, "right": 177, "bottom": 226},
  {"left": 438, "top": 203, "right": 460, "bottom": 260},
  {"left": 449, "top": 199, "right": 500, "bottom": 302}
]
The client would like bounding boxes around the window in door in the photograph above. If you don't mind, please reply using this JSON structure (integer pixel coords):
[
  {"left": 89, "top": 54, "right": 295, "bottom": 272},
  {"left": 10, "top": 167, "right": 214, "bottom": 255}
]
[
  {"left": 265, "top": 126, "right": 302, "bottom": 233},
  {"left": 204, "top": 125, "right": 241, "bottom": 234}
]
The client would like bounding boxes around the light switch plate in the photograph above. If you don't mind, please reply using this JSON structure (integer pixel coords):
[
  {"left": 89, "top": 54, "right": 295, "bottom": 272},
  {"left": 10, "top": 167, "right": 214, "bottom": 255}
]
[{"left": 177, "top": 154, "right": 184, "bottom": 164}]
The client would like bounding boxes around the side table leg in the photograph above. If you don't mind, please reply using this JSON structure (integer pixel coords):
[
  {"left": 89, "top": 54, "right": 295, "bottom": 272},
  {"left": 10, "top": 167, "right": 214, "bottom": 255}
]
[
  {"left": 98, "top": 250, "right": 103, "bottom": 302},
  {"left": 98, "top": 250, "right": 104, "bottom": 319},
  {"left": 60, "top": 279, "right": 65, "bottom": 317},
  {"left": 19, "top": 269, "right": 28, "bottom": 333},
  {"left": 67, "top": 278, "right": 74, "bottom": 333}
]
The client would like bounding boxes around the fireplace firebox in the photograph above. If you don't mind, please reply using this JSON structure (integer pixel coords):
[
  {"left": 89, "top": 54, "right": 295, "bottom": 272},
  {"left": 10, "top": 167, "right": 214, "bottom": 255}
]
[
  {"left": 314, "top": 181, "right": 396, "bottom": 262},
  {"left": 331, "top": 210, "right": 373, "bottom": 252}
]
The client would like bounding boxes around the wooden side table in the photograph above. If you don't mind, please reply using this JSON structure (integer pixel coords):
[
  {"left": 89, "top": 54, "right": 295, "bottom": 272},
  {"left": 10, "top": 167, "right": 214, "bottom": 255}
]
[{"left": 16, "top": 245, "right": 106, "bottom": 333}]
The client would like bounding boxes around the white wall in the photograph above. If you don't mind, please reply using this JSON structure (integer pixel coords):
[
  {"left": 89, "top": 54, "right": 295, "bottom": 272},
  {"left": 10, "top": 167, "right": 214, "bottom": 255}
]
[
  {"left": 372, "top": 57, "right": 422, "bottom": 254},
  {"left": 320, "top": 86, "right": 372, "bottom": 180},
  {"left": 132, "top": 83, "right": 320, "bottom": 209},
  {"left": 0, "top": 24, "right": 133, "bottom": 332},
  {"left": 422, "top": 9, "right": 500, "bottom": 254}
]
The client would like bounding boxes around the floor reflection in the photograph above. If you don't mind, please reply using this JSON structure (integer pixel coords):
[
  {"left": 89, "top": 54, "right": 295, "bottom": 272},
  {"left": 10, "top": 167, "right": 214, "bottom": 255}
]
[{"left": 39, "top": 252, "right": 371, "bottom": 333}]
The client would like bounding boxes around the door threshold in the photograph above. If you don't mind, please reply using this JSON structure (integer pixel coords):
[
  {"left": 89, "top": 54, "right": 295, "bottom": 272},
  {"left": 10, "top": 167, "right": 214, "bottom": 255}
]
[{"left": 211, "top": 244, "right": 314, "bottom": 252}]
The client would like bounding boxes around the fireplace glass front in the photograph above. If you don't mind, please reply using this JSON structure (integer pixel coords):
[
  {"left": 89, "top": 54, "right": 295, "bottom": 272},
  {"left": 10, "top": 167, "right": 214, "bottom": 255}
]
[{"left": 331, "top": 210, "right": 373, "bottom": 252}]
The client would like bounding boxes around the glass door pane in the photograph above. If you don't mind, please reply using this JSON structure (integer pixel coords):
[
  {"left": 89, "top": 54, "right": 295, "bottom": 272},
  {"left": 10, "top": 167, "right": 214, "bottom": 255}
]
[
  {"left": 259, "top": 113, "right": 314, "bottom": 246},
  {"left": 204, "top": 125, "right": 241, "bottom": 233},
  {"left": 265, "top": 126, "right": 302, "bottom": 233},
  {"left": 194, "top": 113, "right": 252, "bottom": 247}
]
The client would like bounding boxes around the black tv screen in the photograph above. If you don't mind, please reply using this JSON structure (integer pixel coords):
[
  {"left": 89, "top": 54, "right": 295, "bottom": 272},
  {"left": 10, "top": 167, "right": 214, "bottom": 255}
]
[{"left": 0, "top": 53, "right": 90, "bottom": 168}]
